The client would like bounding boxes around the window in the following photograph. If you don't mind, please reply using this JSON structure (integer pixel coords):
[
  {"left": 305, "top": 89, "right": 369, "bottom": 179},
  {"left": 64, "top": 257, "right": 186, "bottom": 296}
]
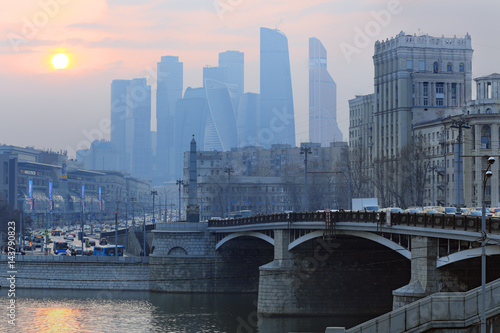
[
  {"left": 419, "top": 60, "right": 425, "bottom": 71},
  {"left": 433, "top": 62, "right": 439, "bottom": 73},
  {"left": 459, "top": 63, "right": 465, "bottom": 72},
  {"left": 451, "top": 83, "right": 457, "bottom": 106},
  {"left": 406, "top": 59, "right": 413, "bottom": 70},
  {"left": 481, "top": 125, "right": 491, "bottom": 149},
  {"left": 447, "top": 62, "right": 452, "bottom": 72},
  {"left": 436, "top": 83, "right": 444, "bottom": 106},
  {"left": 423, "top": 82, "right": 429, "bottom": 106}
]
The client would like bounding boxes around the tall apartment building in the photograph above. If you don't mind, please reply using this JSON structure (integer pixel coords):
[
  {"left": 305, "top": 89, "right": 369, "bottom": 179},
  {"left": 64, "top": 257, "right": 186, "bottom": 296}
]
[
  {"left": 367, "top": 31, "right": 473, "bottom": 207},
  {"left": 373, "top": 31, "right": 472, "bottom": 161}
]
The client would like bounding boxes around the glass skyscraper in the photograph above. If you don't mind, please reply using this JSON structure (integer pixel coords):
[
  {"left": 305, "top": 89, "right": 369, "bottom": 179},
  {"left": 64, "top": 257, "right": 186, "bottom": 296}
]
[
  {"left": 309, "top": 37, "right": 342, "bottom": 146},
  {"left": 110, "top": 79, "right": 131, "bottom": 171},
  {"left": 260, "top": 27, "right": 296, "bottom": 148},
  {"left": 204, "top": 79, "right": 238, "bottom": 151},
  {"left": 128, "top": 78, "right": 152, "bottom": 179},
  {"left": 156, "top": 56, "right": 183, "bottom": 182}
]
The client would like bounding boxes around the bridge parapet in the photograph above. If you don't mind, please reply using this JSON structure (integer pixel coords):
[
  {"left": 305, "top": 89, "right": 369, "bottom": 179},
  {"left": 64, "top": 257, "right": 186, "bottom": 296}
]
[{"left": 209, "top": 211, "right": 500, "bottom": 235}]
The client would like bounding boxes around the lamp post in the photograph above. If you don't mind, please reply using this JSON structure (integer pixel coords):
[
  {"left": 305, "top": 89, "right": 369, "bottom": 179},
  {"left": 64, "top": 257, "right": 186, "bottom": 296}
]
[
  {"left": 450, "top": 118, "right": 470, "bottom": 208},
  {"left": 480, "top": 156, "right": 495, "bottom": 333},
  {"left": 224, "top": 167, "right": 234, "bottom": 218},
  {"left": 176, "top": 180, "right": 184, "bottom": 221},
  {"left": 429, "top": 166, "right": 436, "bottom": 206},
  {"left": 300, "top": 146, "right": 312, "bottom": 211},
  {"left": 151, "top": 190, "right": 157, "bottom": 224}
]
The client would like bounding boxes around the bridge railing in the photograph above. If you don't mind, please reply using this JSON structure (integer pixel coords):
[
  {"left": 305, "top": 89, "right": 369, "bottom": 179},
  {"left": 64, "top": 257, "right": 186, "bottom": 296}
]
[{"left": 208, "top": 211, "right": 500, "bottom": 234}]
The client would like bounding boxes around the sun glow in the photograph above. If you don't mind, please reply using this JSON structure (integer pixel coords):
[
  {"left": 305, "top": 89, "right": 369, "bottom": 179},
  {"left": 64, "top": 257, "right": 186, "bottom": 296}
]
[{"left": 51, "top": 53, "right": 69, "bottom": 69}]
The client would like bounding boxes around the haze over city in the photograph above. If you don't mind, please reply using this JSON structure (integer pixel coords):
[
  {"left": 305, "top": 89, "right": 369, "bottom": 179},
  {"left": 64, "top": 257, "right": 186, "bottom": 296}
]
[{"left": 1, "top": 0, "right": 499, "bottom": 156}]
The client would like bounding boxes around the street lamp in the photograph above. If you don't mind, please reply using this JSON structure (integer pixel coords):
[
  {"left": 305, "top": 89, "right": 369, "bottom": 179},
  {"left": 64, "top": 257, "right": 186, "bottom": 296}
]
[
  {"left": 224, "top": 167, "right": 234, "bottom": 218},
  {"left": 151, "top": 190, "right": 157, "bottom": 224},
  {"left": 176, "top": 180, "right": 184, "bottom": 221},
  {"left": 480, "top": 156, "right": 494, "bottom": 333},
  {"left": 300, "top": 146, "right": 312, "bottom": 211}
]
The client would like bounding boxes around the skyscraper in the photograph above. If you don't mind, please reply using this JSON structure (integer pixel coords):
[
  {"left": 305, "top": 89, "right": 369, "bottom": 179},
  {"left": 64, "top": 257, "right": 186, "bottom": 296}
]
[
  {"left": 128, "top": 78, "right": 152, "bottom": 179},
  {"left": 309, "top": 37, "right": 342, "bottom": 146},
  {"left": 260, "top": 27, "right": 296, "bottom": 148},
  {"left": 110, "top": 79, "right": 131, "bottom": 171},
  {"left": 204, "top": 79, "right": 238, "bottom": 151},
  {"left": 219, "top": 50, "right": 244, "bottom": 103},
  {"left": 174, "top": 87, "right": 209, "bottom": 179},
  {"left": 156, "top": 56, "right": 183, "bottom": 182},
  {"left": 203, "top": 66, "right": 227, "bottom": 86},
  {"left": 237, "top": 92, "right": 260, "bottom": 147}
]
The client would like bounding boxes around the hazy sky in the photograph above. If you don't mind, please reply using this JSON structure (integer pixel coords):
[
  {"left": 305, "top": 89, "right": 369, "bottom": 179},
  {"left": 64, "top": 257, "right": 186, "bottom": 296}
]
[{"left": 1, "top": 0, "right": 499, "bottom": 158}]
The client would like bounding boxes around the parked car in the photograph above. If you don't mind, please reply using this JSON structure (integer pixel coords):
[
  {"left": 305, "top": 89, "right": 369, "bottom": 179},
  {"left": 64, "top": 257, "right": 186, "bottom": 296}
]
[
  {"left": 99, "top": 238, "right": 108, "bottom": 245},
  {"left": 89, "top": 240, "right": 96, "bottom": 246}
]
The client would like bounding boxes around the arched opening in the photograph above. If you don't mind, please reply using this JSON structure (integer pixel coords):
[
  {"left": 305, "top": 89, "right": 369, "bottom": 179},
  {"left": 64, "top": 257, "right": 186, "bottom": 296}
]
[
  {"left": 168, "top": 246, "right": 188, "bottom": 256},
  {"left": 447, "top": 62, "right": 452, "bottom": 72},
  {"left": 285, "top": 234, "right": 411, "bottom": 316},
  {"left": 433, "top": 61, "right": 439, "bottom": 73},
  {"left": 216, "top": 236, "right": 274, "bottom": 292}
]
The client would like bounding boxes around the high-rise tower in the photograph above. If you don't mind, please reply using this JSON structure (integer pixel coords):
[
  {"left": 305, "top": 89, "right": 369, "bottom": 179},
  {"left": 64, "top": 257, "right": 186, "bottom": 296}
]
[
  {"left": 156, "top": 56, "right": 183, "bottom": 182},
  {"left": 128, "top": 78, "right": 152, "bottom": 179},
  {"left": 260, "top": 27, "right": 296, "bottom": 148},
  {"left": 309, "top": 37, "right": 342, "bottom": 146},
  {"left": 219, "top": 50, "right": 244, "bottom": 103},
  {"left": 110, "top": 79, "right": 131, "bottom": 171}
]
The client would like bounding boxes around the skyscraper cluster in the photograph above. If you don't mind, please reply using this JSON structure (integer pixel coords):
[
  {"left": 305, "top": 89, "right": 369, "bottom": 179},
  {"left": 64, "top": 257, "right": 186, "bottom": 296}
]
[{"left": 81, "top": 28, "right": 343, "bottom": 185}]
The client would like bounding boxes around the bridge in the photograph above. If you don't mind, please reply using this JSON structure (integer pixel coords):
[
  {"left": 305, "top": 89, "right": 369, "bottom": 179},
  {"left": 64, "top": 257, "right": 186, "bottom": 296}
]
[{"left": 149, "top": 211, "right": 500, "bottom": 318}]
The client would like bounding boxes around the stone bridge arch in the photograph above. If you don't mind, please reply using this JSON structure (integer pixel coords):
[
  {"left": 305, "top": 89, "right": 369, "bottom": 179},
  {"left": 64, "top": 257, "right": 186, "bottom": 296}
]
[
  {"left": 215, "top": 231, "right": 274, "bottom": 250},
  {"left": 165, "top": 241, "right": 191, "bottom": 256},
  {"left": 437, "top": 245, "right": 500, "bottom": 267},
  {"left": 288, "top": 229, "right": 411, "bottom": 260}
]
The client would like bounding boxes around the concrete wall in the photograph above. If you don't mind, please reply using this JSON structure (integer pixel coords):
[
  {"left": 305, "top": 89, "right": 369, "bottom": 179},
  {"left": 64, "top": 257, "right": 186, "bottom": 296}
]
[{"left": 0, "top": 254, "right": 150, "bottom": 291}]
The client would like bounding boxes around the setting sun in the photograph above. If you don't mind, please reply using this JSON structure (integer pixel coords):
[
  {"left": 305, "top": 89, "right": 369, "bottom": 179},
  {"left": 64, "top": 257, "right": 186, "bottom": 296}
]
[{"left": 51, "top": 53, "right": 69, "bottom": 69}]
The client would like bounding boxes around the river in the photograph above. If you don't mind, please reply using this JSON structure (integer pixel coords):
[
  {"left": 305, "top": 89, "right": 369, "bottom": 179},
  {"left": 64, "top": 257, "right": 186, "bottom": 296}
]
[{"left": 0, "top": 289, "right": 372, "bottom": 333}]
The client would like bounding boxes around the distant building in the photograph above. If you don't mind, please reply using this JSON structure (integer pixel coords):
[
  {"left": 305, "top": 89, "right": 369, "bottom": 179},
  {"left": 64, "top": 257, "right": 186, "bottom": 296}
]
[
  {"left": 260, "top": 27, "right": 296, "bottom": 148},
  {"left": 309, "top": 37, "right": 342, "bottom": 146},
  {"left": 128, "top": 78, "right": 153, "bottom": 179},
  {"left": 237, "top": 92, "right": 260, "bottom": 147},
  {"left": 156, "top": 56, "right": 183, "bottom": 183},
  {"left": 110, "top": 79, "right": 131, "bottom": 171},
  {"left": 203, "top": 66, "right": 227, "bottom": 86},
  {"left": 183, "top": 141, "right": 348, "bottom": 219},
  {"left": 204, "top": 79, "right": 238, "bottom": 151},
  {"left": 174, "top": 87, "right": 210, "bottom": 180},
  {"left": 76, "top": 140, "right": 120, "bottom": 171},
  {"left": 219, "top": 50, "right": 244, "bottom": 103}
]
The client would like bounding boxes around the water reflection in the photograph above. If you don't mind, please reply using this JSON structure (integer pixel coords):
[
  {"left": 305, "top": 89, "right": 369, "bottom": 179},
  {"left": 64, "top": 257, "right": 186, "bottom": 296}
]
[{"left": 0, "top": 289, "right": 371, "bottom": 333}]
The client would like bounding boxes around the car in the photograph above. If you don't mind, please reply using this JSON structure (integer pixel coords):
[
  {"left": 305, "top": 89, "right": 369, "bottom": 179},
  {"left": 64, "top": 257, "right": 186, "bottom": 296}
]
[
  {"left": 83, "top": 250, "right": 93, "bottom": 256},
  {"left": 383, "top": 207, "right": 404, "bottom": 213},
  {"left": 99, "top": 238, "right": 108, "bottom": 245},
  {"left": 89, "top": 240, "right": 96, "bottom": 246}
]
